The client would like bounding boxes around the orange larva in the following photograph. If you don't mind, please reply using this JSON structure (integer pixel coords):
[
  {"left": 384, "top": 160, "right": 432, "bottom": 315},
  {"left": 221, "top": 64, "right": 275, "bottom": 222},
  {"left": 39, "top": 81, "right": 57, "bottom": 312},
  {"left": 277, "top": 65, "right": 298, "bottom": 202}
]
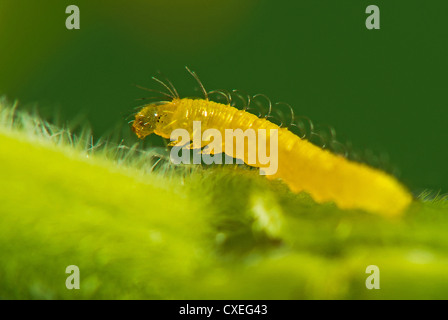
[{"left": 131, "top": 67, "right": 412, "bottom": 217}]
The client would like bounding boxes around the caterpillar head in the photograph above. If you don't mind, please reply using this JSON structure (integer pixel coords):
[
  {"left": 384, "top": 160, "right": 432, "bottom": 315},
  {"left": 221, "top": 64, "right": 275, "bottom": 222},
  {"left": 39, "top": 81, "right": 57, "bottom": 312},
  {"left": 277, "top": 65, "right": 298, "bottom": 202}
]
[{"left": 132, "top": 104, "right": 160, "bottom": 139}]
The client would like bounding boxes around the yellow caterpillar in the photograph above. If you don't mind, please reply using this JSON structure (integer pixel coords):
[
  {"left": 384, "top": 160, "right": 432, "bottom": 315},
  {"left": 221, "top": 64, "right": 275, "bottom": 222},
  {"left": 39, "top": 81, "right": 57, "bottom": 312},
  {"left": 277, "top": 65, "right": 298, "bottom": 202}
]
[{"left": 132, "top": 68, "right": 412, "bottom": 217}]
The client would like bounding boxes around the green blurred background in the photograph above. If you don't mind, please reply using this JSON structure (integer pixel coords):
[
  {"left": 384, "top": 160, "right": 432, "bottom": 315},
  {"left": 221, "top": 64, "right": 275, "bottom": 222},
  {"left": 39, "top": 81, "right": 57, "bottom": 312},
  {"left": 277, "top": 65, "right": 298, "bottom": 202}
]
[{"left": 0, "top": 0, "right": 446, "bottom": 193}]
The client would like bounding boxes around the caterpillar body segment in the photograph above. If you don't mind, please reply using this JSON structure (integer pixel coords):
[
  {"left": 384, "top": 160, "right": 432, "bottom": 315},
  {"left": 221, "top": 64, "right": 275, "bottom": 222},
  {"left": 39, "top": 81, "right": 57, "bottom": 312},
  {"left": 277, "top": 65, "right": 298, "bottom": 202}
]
[{"left": 132, "top": 97, "right": 412, "bottom": 217}]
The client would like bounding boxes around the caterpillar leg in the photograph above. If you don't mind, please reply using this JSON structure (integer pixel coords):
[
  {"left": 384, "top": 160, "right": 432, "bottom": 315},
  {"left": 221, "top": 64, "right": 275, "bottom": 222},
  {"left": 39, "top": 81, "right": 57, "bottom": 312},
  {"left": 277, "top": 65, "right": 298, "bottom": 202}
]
[
  {"left": 201, "top": 145, "right": 213, "bottom": 155},
  {"left": 167, "top": 140, "right": 191, "bottom": 149},
  {"left": 167, "top": 140, "right": 181, "bottom": 147},
  {"left": 201, "top": 142, "right": 225, "bottom": 155}
]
